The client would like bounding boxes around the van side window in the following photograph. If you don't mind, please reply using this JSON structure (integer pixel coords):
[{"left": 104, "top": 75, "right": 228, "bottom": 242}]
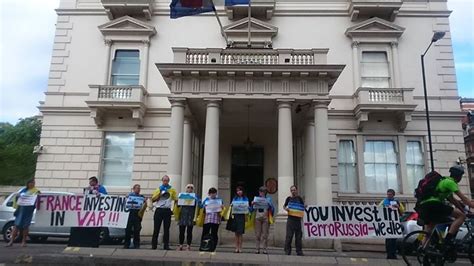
[{"left": 6, "top": 193, "right": 16, "bottom": 207}]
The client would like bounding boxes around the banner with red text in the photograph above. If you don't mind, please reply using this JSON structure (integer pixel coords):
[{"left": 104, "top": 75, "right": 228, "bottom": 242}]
[
  {"left": 35, "top": 194, "right": 129, "bottom": 228},
  {"left": 303, "top": 205, "right": 403, "bottom": 239}
]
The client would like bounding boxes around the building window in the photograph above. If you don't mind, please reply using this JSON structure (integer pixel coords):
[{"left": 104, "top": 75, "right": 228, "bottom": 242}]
[
  {"left": 361, "top": 51, "right": 390, "bottom": 88},
  {"left": 364, "top": 140, "right": 398, "bottom": 192},
  {"left": 101, "top": 132, "right": 135, "bottom": 186},
  {"left": 338, "top": 140, "right": 357, "bottom": 192},
  {"left": 111, "top": 50, "right": 140, "bottom": 85},
  {"left": 406, "top": 141, "right": 425, "bottom": 193}
]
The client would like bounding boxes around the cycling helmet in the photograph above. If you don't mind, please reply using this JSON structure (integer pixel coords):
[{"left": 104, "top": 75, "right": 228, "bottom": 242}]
[{"left": 449, "top": 165, "right": 465, "bottom": 177}]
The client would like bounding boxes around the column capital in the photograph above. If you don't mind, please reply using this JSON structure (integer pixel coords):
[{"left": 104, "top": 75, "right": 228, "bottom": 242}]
[
  {"left": 104, "top": 39, "right": 113, "bottom": 46},
  {"left": 204, "top": 98, "right": 222, "bottom": 108},
  {"left": 142, "top": 40, "right": 150, "bottom": 47},
  {"left": 169, "top": 97, "right": 186, "bottom": 107},
  {"left": 312, "top": 99, "right": 331, "bottom": 108},
  {"left": 276, "top": 99, "right": 294, "bottom": 109},
  {"left": 351, "top": 41, "right": 360, "bottom": 48},
  {"left": 390, "top": 41, "right": 399, "bottom": 48}
]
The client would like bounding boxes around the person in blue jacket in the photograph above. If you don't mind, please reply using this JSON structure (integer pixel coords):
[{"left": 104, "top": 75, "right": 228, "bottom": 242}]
[{"left": 231, "top": 186, "right": 249, "bottom": 253}]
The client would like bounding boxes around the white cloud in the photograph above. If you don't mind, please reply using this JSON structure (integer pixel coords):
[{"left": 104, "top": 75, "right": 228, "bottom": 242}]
[
  {"left": 448, "top": 0, "right": 474, "bottom": 44},
  {"left": 0, "top": 0, "right": 60, "bottom": 124}
]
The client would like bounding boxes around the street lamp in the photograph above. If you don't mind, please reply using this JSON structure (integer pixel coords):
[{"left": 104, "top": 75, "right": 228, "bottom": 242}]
[{"left": 421, "top": 31, "right": 446, "bottom": 172}]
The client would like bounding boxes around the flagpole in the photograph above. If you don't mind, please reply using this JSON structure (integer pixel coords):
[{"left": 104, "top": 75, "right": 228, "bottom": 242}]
[
  {"left": 209, "top": 0, "right": 229, "bottom": 46},
  {"left": 247, "top": 0, "right": 251, "bottom": 47}
]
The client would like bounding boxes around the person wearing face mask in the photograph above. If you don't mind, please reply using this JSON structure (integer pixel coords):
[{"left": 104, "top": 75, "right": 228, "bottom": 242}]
[
  {"left": 151, "top": 175, "right": 177, "bottom": 250},
  {"left": 176, "top": 184, "right": 199, "bottom": 251},
  {"left": 251, "top": 186, "right": 274, "bottom": 254}
]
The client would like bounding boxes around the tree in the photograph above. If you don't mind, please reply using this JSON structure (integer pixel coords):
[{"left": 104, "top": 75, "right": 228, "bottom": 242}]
[{"left": 0, "top": 117, "right": 42, "bottom": 185}]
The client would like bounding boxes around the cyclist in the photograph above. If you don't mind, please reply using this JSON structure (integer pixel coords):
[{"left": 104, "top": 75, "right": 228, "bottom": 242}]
[{"left": 417, "top": 165, "right": 474, "bottom": 251}]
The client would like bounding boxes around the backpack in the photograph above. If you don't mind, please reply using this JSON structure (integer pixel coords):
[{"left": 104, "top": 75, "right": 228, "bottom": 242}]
[
  {"left": 199, "top": 234, "right": 215, "bottom": 252},
  {"left": 414, "top": 171, "right": 445, "bottom": 202}
]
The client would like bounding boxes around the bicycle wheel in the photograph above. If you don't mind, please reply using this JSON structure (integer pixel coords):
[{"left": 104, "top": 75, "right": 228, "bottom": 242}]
[{"left": 401, "top": 230, "right": 431, "bottom": 266}]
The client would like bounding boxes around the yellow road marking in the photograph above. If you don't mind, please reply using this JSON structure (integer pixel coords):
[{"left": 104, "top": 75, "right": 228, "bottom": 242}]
[
  {"left": 350, "top": 258, "right": 357, "bottom": 262},
  {"left": 73, "top": 247, "right": 80, "bottom": 252},
  {"left": 362, "top": 258, "right": 368, "bottom": 262},
  {"left": 64, "top": 247, "right": 72, "bottom": 251}
]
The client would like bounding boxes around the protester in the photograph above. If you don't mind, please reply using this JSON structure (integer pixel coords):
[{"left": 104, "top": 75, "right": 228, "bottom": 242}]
[
  {"left": 230, "top": 186, "right": 249, "bottom": 253},
  {"left": 200, "top": 187, "right": 223, "bottom": 252},
  {"left": 151, "top": 175, "right": 177, "bottom": 250},
  {"left": 124, "top": 184, "right": 145, "bottom": 249},
  {"left": 6, "top": 179, "right": 40, "bottom": 247},
  {"left": 176, "top": 184, "right": 198, "bottom": 251},
  {"left": 251, "top": 186, "right": 274, "bottom": 254},
  {"left": 283, "top": 185, "right": 305, "bottom": 256},
  {"left": 84, "top": 176, "right": 107, "bottom": 195},
  {"left": 379, "top": 189, "right": 405, "bottom": 259}
]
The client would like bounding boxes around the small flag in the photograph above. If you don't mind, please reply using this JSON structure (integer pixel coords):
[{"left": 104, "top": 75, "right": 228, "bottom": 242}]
[
  {"left": 170, "top": 0, "right": 215, "bottom": 19},
  {"left": 225, "top": 0, "right": 250, "bottom": 5},
  {"left": 287, "top": 202, "right": 305, "bottom": 218}
]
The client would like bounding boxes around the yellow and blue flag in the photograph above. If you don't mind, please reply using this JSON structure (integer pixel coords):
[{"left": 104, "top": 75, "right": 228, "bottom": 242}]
[{"left": 288, "top": 202, "right": 305, "bottom": 218}]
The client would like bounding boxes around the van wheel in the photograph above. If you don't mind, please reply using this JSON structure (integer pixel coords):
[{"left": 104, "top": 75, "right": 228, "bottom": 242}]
[
  {"left": 2, "top": 222, "right": 21, "bottom": 243},
  {"left": 30, "top": 236, "right": 48, "bottom": 243}
]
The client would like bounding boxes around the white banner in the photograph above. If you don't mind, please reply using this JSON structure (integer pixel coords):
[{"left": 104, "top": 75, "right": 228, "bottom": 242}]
[
  {"left": 35, "top": 194, "right": 130, "bottom": 228},
  {"left": 232, "top": 201, "right": 249, "bottom": 214},
  {"left": 303, "top": 205, "right": 403, "bottom": 239},
  {"left": 205, "top": 199, "right": 223, "bottom": 213}
]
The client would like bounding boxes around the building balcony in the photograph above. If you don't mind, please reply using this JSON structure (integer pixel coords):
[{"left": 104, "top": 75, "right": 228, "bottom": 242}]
[
  {"left": 225, "top": 0, "right": 275, "bottom": 20},
  {"left": 173, "top": 47, "right": 329, "bottom": 65},
  {"left": 101, "top": 0, "right": 153, "bottom": 20},
  {"left": 349, "top": 0, "right": 403, "bottom": 21},
  {"left": 353, "top": 87, "right": 416, "bottom": 131},
  {"left": 86, "top": 85, "right": 147, "bottom": 127}
]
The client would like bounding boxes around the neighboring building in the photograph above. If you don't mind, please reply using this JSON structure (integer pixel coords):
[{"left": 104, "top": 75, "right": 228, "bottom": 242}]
[
  {"left": 461, "top": 98, "right": 474, "bottom": 197},
  {"left": 35, "top": 0, "right": 467, "bottom": 245}
]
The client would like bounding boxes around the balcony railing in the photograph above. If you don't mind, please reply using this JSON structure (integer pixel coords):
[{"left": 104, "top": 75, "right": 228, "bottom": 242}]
[
  {"left": 86, "top": 85, "right": 148, "bottom": 127},
  {"left": 175, "top": 48, "right": 328, "bottom": 65},
  {"left": 355, "top": 87, "right": 413, "bottom": 105}
]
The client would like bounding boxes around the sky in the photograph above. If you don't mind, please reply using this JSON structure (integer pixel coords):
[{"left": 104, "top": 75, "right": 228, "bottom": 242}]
[{"left": 0, "top": 0, "right": 473, "bottom": 125}]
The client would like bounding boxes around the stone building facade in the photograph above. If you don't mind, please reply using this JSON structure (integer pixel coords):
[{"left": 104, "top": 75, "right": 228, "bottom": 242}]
[{"left": 34, "top": 0, "right": 467, "bottom": 244}]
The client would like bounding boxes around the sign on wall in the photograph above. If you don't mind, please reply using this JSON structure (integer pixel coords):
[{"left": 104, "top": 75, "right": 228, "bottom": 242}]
[
  {"left": 35, "top": 194, "right": 130, "bottom": 228},
  {"left": 303, "top": 205, "right": 403, "bottom": 239}
]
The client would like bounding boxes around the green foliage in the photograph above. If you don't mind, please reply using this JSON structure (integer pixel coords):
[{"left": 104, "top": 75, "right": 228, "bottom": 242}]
[{"left": 0, "top": 117, "right": 42, "bottom": 185}]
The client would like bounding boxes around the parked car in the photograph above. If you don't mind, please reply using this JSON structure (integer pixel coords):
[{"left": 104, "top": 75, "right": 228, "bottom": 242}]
[
  {"left": 0, "top": 191, "right": 125, "bottom": 244},
  {"left": 396, "top": 211, "right": 470, "bottom": 254}
]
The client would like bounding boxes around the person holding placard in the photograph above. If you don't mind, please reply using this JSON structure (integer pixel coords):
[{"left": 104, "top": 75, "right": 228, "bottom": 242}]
[
  {"left": 200, "top": 187, "right": 223, "bottom": 252},
  {"left": 251, "top": 186, "right": 274, "bottom": 254},
  {"left": 176, "top": 184, "right": 199, "bottom": 251},
  {"left": 124, "top": 184, "right": 145, "bottom": 249},
  {"left": 283, "top": 185, "right": 305, "bottom": 256},
  {"left": 379, "top": 188, "right": 405, "bottom": 260},
  {"left": 6, "top": 179, "right": 40, "bottom": 247},
  {"left": 151, "top": 175, "right": 178, "bottom": 250},
  {"left": 229, "top": 186, "right": 249, "bottom": 253}
]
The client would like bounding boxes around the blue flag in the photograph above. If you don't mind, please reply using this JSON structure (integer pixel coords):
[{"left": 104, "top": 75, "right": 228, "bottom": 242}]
[
  {"left": 225, "top": 0, "right": 250, "bottom": 5},
  {"left": 170, "top": 0, "right": 215, "bottom": 19}
]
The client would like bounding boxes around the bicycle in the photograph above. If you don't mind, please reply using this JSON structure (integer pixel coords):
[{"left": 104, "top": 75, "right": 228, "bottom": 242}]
[{"left": 401, "top": 214, "right": 474, "bottom": 265}]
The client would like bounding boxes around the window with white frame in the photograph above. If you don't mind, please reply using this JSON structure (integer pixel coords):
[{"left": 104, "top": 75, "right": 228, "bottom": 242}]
[
  {"left": 101, "top": 132, "right": 135, "bottom": 186},
  {"left": 111, "top": 50, "right": 140, "bottom": 85},
  {"left": 406, "top": 141, "right": 425, "bottom": 193},
  {"left": 364, "top": 140, "right": 398, "bottom": 192},
  {"left": 338, "top": 140, "right": 357, "bottom": 192},
  {"left": 361, "top": 51, "right": 390, "bottom": 88}
]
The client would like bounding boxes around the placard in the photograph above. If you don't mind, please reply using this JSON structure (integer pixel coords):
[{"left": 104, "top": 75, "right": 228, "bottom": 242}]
[
  {"left": 253, "top": 197, "right": 268, "bottom": 210},
  {"left": 35, "top": 194, "right": 129, "bottom": 228},
  {"left": 288, "top": 202, "right": 305, "bottom": 218},
  {"left": 303, "top": 205, "right": 403, "bottom": 239},
  {"left": 17, "top": 194, "right": 38, "bottom": 206},
  {"left": 232, "top": 201, "right": 249, "bottom": 214},
  {"left": 126, "top": 195, "right": 145, "bottom": 210},
  {"left": 205, "top": 198, "right": 222, "bottom": 213},
  {"left": 178, "top": 193, "right": 196, "bottom": 206}
]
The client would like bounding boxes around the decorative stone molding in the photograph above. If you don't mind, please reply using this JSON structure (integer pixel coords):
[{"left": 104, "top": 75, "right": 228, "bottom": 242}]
[
  {"left": 225, "top": 0, "right": 275, "bottom": 20},
  {"left": 345, "top": 17, "right": 405, "bottom": 42},
  {"left": 223, "top": 17, "right": 278, "bottom": 48},
  {"left": 349, "top": 0, "right": 403, "bottom": 22},
  {"left": 101, "top": 0, "right": 154, "bottom": 20},
  {"left": 98, "top": 15, "right": 156, "bottom": 42}
]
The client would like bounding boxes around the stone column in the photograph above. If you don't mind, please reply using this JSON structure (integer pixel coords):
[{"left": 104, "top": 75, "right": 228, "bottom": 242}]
[
  {"left": 103, "top": 40, "right": 112, "bottom": 84},
  {"left": 277, "top": 100, "right": 294, "bottom": 214},
  {"left": 167, "top": 98, "right": 185, "bottom": 190},
  {"left": 304, "top": 121, "right": 316, "bottom": 204},
  {"left": 391, "top": 42, "right": 401, "bottom": 88},
  {"left": 351, "top": 41, "right": 360, "bottom": 90},
  {"left": 202, "top": 99, "right": 221, "bottom": 197},
  {"left": 140, "top": 40, "right": 150, "bottom": 87},
  {"left": 181, "top": 117, "right": 193, "bottom": 190},
  {"left": 313, "top": 100, "right": 332, "bottom": 205}
]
